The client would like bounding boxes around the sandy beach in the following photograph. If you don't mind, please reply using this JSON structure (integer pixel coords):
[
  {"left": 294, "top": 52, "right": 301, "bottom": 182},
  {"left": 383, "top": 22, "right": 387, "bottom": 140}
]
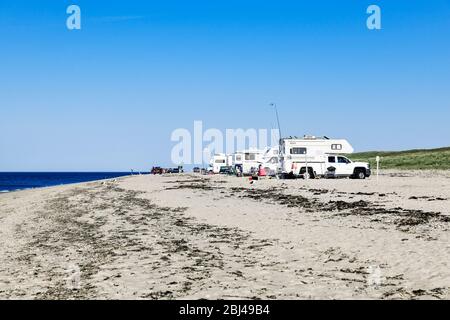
[{"left": 0, "top": 171, "right": 449, "bottom": 300}]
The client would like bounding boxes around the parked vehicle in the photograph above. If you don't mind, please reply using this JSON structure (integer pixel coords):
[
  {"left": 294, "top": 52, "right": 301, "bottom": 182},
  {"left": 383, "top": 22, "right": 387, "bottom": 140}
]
[
  {"left": 228, "top": 147, "right": 279, "bottom": 176},
  {"left": 205, "top": 136, "right": 370, "bottom": 179},
  {"left": 232, "top": 149, "right": 265, "bottom": 175},
  {"left": 279, "top": 136, "right": 370, "bottom": 179},
  {"left": 151, "top": 166, "right": 164, "bottom": 174},
  {"left": 260, "top": 146, "right": 279, "bottom": 176},
  {"left": 167, "top": 165, "right": 183, "bottom": 174},
  {"left": 321, "top": 154, "right": 371, "bottom": 179},
  {"left": 151, "top": 165, "right": 183, "bottom": 174},
  {"left": 209, "top": 153, "right": 231, "bottom": 173},
  {"left": 193, "top": 167, "right": 201, "bottom": 173},
  {"left": 219, "top": 166, "right": 234, "bottom": 175}
]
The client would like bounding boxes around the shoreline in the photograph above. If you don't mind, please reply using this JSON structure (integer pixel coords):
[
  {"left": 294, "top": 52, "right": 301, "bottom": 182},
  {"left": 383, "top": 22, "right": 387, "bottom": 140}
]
[
  {"left": 0, "top": 171, "right": 449, "bottom": 299},
  {"left": 1, "top": 169, "right": 449, "bottom": 194}
]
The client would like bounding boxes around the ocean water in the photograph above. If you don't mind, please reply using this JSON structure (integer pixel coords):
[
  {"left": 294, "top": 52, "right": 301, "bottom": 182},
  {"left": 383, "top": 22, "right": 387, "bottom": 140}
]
[{"left": 0, "top": 172, "right": 134, "bottom": 193}]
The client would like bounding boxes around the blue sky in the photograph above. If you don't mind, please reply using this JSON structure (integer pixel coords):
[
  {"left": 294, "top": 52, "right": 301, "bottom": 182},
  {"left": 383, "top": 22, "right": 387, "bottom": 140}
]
[{"left": 1, "top": 0, "right": 449, "bottom": 171}]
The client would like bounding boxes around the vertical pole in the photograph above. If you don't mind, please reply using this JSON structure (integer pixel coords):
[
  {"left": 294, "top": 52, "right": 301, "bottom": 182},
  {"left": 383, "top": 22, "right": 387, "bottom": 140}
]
[
  {"left": 376, "top": 156, "right": 380, "bottom": 183},
  {"left": 270, "top": 103, "right": 282, "bottom": 152},
  {"left": 305, "top": 151, "right": 308, "bottom": 180},
  {"left": 274, "top": 104, "right": 282, "bottom": 143},
  {"left": 203, "top": 148, "right": 209, "bottom": 174}
]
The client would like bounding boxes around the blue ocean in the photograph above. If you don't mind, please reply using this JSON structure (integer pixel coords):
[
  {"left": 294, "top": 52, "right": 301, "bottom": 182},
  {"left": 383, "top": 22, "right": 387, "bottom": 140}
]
[{"left": 0, "top": 172, "right": 134, "bottom": 193}]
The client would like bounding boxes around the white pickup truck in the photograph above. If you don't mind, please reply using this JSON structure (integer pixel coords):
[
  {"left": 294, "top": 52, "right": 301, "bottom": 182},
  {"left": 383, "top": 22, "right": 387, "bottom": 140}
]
[
  {"left": 278, "top": 137, "right": 371, "bottom": 179},
  {"left": 322, "top": 155, "right": 371, "bottom": 179},
  {"left": 280, "top": 154, "right": 371, "bottom": 179}
]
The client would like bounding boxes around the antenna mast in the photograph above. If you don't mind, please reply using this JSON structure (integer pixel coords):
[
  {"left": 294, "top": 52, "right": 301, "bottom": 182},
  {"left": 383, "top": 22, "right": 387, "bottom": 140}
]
[{"left": 270, "top": 103, "right": 282, "bottom": 144}]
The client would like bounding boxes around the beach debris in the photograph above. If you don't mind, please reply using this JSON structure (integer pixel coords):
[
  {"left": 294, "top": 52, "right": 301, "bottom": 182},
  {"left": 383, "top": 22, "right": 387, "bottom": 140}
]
[
  {"left": 367, "top": 265, "right": 383, "bottom": 288},
  {"left": 229, "top": 187, "right": 449, "bottom": 233},
  {"left": 65, "top": 264, "right": 81, "bottom": 290}
]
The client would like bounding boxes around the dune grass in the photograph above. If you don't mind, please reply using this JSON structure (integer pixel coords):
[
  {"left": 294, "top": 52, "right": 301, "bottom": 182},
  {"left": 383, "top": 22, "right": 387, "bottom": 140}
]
[{"left": 349, "top": 147, "right": 450, "bottom": 170}]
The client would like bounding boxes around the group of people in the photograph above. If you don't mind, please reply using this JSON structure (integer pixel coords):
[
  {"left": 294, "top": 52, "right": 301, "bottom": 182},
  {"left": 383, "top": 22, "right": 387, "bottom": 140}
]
[{"left": 234, "top": 164, "right": 267, "bottom": 178}]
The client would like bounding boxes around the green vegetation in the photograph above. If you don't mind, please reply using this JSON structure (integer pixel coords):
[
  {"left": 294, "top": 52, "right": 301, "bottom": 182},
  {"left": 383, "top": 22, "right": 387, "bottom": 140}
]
[{"left": 349, "top": 147, "right": 450, "bottom": 170}]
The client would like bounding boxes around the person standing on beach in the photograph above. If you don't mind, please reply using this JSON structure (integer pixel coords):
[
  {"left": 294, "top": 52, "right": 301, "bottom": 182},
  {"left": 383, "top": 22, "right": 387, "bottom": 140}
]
[{"left": 258, "top": 164, "right": 267, "bottom": 177}]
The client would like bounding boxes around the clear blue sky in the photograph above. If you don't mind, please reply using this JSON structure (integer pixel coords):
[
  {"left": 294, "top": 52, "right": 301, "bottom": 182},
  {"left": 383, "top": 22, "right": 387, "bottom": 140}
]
[{"left": 1, "top": 0, "right": 449, "bottom": 171}]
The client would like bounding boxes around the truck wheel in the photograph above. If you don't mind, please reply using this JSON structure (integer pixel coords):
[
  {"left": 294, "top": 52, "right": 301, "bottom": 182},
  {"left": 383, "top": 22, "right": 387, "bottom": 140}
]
[
  {"left": 355, "top": 169, "right": 366, "bottom": 179},
  {"left": 302, "top": 168, "right": 315, "bottom": 179}
]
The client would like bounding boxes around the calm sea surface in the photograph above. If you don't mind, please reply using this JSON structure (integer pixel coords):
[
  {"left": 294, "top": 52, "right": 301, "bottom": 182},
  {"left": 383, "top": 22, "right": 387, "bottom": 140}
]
[{"left": 0, "top": 172, "right": 134, "bottom": 192}]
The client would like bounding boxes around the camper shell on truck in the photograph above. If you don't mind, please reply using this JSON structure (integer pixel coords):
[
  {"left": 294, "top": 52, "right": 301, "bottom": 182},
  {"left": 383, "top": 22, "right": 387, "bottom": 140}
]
[
  {"left": 232, "top": 149, "right": 265, "bottom": 175},
  {"left": 260, "top": 146, "right": 280, "bottom": 176},
  {"left": 279, "top": 136, "right": 371, "bottom": 179},
  {"left": 209, "top": 153, "right": 233, "bottom": 174}
]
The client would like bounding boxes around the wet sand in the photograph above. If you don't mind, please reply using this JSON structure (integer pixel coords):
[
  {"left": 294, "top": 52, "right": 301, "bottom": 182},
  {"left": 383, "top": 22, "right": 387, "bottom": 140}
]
[{"left": 0, "top": 171, "right": 449, "bottom": 300}]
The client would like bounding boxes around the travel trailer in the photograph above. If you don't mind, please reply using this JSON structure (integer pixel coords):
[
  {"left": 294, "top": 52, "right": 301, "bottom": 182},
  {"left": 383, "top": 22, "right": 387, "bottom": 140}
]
[{"left": 279, "top": 136, "right": 371, "bottom": 179}]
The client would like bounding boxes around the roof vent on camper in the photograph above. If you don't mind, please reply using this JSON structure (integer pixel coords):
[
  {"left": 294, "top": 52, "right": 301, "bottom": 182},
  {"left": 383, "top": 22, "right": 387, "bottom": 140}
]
[{"left": 304, "top": 135, "right": 316, "bottom": 140}]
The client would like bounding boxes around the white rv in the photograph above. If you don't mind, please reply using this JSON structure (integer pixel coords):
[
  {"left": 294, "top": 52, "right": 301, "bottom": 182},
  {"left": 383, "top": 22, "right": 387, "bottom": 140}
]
[
  {"left": 229, "top": 147, "right": 280, "bottom": 176},
  {"left": 262, "top": 146, "right": 279, "bottom": 162},
  {"left": 279, "top": 136, "right": 371, "bottom": 179},
  {"left": 231, "top": 149, "right": 265, "bottom": 175},
  {"left": 209, "top": 153, "right": 232, "bottom": 174},
  {"left": 227, "top": 146, "right": 280, "bottom": 176},
  {"left": 260, "top": 146, "right": 280, "bottom": 176}
]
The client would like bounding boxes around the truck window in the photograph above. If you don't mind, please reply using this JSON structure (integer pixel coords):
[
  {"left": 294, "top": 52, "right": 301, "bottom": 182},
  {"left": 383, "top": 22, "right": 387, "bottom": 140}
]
[
  {"left": 235, "top": 155, "right": 242, "bottom": 161},
  {"left": 337, "top": 157, "right": 349, "bottom": 164},
  {"left": 290, "top": 147, "right": 307, "bottom": 155},
  {"left": 328, "top": 156, "right": 336, "bottom": 163},
  {"left": 215, "top": 159, "right": 226, "bottom": 163}
]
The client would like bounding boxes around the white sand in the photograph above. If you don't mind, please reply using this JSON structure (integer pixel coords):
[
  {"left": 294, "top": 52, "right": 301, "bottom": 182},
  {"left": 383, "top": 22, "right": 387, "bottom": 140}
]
[{"left": 0, "top": 171, "right": 449, "bottom": 299}]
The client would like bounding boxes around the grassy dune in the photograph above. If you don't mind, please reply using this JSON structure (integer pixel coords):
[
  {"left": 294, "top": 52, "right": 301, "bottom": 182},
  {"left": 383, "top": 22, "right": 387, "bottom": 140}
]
[{"left": 350, "top": 147, "right": 450, "bottom": 170}]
